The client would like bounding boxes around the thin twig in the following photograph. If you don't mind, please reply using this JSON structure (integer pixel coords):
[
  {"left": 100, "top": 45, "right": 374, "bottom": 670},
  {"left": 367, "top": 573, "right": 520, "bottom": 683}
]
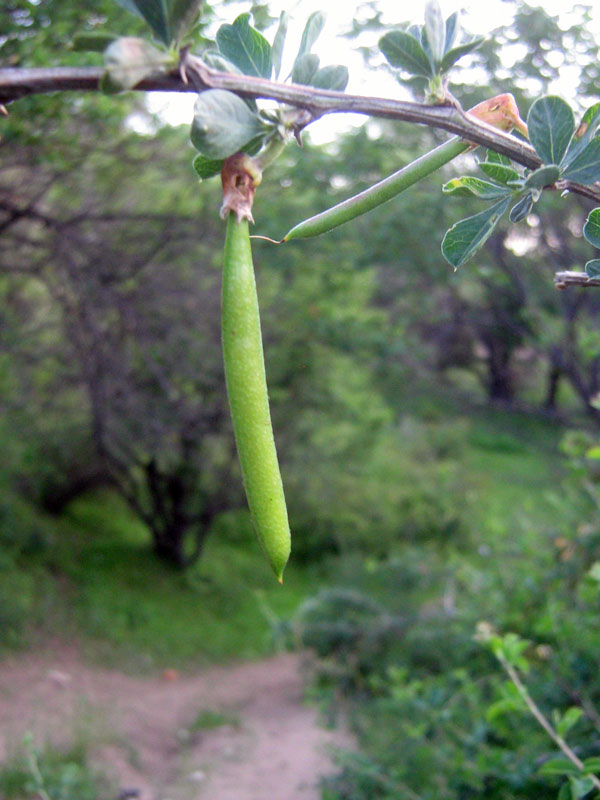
[
  {"left": 498, "top": 653, "right": 600, "bottom": 792},
  {"left": 555, "top": 271, "right": 600, "bottom": 290}
]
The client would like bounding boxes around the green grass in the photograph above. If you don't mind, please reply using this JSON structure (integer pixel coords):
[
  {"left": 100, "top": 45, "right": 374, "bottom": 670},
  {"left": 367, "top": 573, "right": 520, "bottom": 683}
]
[
  {"left": 188, "top": 708, "right": 241, "bottom": 732},
  {"left": 0, "top": 402, "right": 583, "bottom": 674},
  {"left": 2, "top": 489, "right": 324, "bottom": 669}
]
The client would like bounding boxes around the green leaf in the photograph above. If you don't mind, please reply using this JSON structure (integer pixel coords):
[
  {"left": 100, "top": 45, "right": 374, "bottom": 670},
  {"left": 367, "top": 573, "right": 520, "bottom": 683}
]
[
  {"left": 558, "top": 783, "right": 571, "bottom": 800},
  {"left": 539, "top": 758, "right": 580, "bottom": 777},
  {"left": 569, "top": 775, "right": 595, "bottom": 799},
  {"left": 72, "top": 32, "right": 121, "bottom": 52},
  {"left": 524, "top": 165, "right": 560, "bottom": 189},
  {"left": 561, "top": 138, "right": 600, "bottom": 184},
  {"left": 478, "top": 161, "right": 521, "bottom": 185},
  {"left": 102, "top": 37, "right": 170, "bottom": 92},
  {"left": 583, "top": 208, "right": 600, "bottom": 248},
  {"left": 527, "top": 96, "right": 575, "bottom": 165},
  {"left": 564, "top": 103, "right": 600, "bottom": 166},
  {"left": 296, "top": 11, "right": 326, "bottom": 61},
  {"left": 271, "top": 11, "right": 289, "bottom": 79},
  {"left": 440, "top": 37, "right": 484, "bottom": 72},
  {"left": 217, "top": 13, "right": 272, "bottom": 79},
  {"left": 190, "top": 89, "right": 265, "bottom": 159},
  {"left": 509, "top": 192, "right": 534, "bottom": 223},
  {"left": 556, "top": 707, "right": 583, "bottom": 738},
  {"left": 486, "top": 696, "right": 527, "bottom": 721},
  {"left": 168, "top": 0, "right": 203, "bottom": 46},
  {"left": 424, "top": 0, "right": 445, "bottom": 66},
  {"left": 131, "top": 0, "right": 171, "bottom": 46},
  {"left": 311, "top": 65, "right": 349, "bottom": 91},
  {"left": 192, "top": 153, "right": 223, "bottom": 180},
  {"left": 486, "top": 150, "right": 513, "bottom": 166},
  {"left": 291, "top": 53, "right": 320, "bottom": 86},
  {"left": 379, "top": 30, "right": 433, "bottom": 78},
  {"left": 582, "top": 756, "right": 600, "bottom": 772},
  {"left": 442, "top": 176, "right": 511, "bottom": 200},
  {"left": 201, "top": 50, "right": 243, "bottom": 74},
  {"left": 585, "top": 260, "right": 600, "bottom": 278},
  {"left": 441, "top": 196, "right": 511, "bottom": 268},
  {"left": 444, "top": 11, "right": 459, "bottom": 52}
]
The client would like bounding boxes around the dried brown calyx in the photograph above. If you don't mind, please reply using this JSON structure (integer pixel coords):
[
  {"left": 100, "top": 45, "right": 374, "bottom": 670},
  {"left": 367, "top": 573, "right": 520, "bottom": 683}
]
[{"left": 220, "top": 153, "right": 263, "bottom": 223}]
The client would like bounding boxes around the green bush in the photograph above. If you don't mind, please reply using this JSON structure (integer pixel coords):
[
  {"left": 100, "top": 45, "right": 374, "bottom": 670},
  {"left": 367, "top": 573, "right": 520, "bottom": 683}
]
[{"left": 287, "top": 416, "right": 470, "bottom": 561}]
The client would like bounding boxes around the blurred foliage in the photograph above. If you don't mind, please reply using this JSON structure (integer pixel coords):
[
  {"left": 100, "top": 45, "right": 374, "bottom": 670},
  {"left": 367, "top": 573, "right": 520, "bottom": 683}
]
[
  {"left": 292, "top": 423, "right": 600, "bottom": 800},
  {"left": 0, "top": 737, "right": 107, "bottom": 800}
]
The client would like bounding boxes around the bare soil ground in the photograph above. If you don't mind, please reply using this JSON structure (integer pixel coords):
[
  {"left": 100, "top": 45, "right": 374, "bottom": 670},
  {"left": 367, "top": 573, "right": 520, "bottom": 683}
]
[{"left": 0, "top": 643, "right": 352, "bottom": 800}]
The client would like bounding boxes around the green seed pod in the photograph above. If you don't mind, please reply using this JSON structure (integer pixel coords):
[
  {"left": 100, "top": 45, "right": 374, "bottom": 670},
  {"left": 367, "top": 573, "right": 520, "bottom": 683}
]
[
  {"left": 282, "top": 94, "right": 528, "bottom": 242},
  {"left": 222, "top": 212, "right": 291, "bottom": 581},
  {"left": 283, "top": 137, "right": 468, "bottom": 241}
]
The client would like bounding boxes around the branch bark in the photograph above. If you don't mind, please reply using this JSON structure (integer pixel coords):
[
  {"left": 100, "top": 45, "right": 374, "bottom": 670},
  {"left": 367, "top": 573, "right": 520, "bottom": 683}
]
[
  {"left": 555, "top": 271, "right": 600, "bottom": 290},
  {"left": 3, "top": 60, "right": 600, "bottom": 204}
]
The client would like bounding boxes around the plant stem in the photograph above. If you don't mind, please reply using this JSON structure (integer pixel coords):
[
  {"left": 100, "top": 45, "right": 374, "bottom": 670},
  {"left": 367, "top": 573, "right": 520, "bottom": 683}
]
[{"left": 498, "top": 653, "right": 600, "bottom": 792}]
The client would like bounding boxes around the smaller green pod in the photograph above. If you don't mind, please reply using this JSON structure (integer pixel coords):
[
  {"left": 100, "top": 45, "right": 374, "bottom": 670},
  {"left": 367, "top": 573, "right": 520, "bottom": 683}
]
[
  {"left": 283, "top": 137, "right": 468, "bottom": 241},
  {"left": 222, "top": 212, "right": 291, "bottom": 581},
  {"left": 282, "top": 94, "right": 528, "bottom": 242}
]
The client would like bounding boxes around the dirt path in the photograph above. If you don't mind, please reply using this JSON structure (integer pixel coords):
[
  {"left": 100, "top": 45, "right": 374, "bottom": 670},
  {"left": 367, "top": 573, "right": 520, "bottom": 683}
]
[{"left": 0, "top": 644, "right": 351, "bottom": 800}]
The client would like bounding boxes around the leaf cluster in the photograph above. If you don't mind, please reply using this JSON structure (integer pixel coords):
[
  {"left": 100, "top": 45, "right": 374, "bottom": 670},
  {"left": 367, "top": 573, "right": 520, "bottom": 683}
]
[
  {"left": 191, "top": 11, "right": 349, "bottom": 178},
  {"left": 443, "top": 97, "right": 600, "bottom": 270},
  {"left": 379, "top": 0, "right": 483, "bottom": 100}
]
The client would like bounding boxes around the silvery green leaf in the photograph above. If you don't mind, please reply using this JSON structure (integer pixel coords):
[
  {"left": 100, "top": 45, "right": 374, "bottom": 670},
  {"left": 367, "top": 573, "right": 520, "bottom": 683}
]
[
  {"left": 442, "top": 176, "right": 511, "bottom": 200},
  {"left": 444, "top": 11, "right": 459, "bottom": 52},
  {"left": 561, "top": 138, "right": 600, "bottom": 184},
  {"left": 523, "top": 165, "right": 560, "bottom": 189},
  {"left": 486, "top": 150, "right": 512, "bottom": 166},
  {"left": 440, "top": 37, "right": 484, "bottom": 73},
  {"left": 217, "top": 13, "right": 272, "bottom": 79},
  {"left": 130, "top": 0, "right": 170, "bottom": 46},
  {"left": 296, "top": 11, "right": 326, "bottom": 61},
  {"left": 271, "top": 11, "right": 289, "bottom": 79},
  {"left": 527, "top": 96, "right": 575, "bottom": 165},
  {"left": 190, "top": 89, "right": 265, "bottom": 159},
  {"left": 585, "top": 259, "right": 600, "bottom": 279},
  {"left": 292, "top": 53, "right": 320, "bottom": 85},
  {"left": 102, "top": 37, "right": 170, "bottom": 93},
  {"left": 583, "top": 208, "right": 600, "bottom": 248},
  {"left": 563, "top": 102, "right": 600, "bottom": 167},
  {"left": 311, "top": 65, "right": 349, "bottom": 91},
  {"left": 192, "top": 154, "right": 223, "bottom": 180},
  {"left": 201, "top": 50, "right": 243, "bottom": 73},
  {"left": 568, "top": 775, "right": 596, "bottom": 800},
  {"left": 509, "top": 192, "right": 534, "bottom": 223},
  {"left": 424, "top": 0, "right": 445, "bottom": 66},
  {"left": 379, "top": 30, "right": 433, "bottom": 78},
  {"left": 478, "top": 161, "right": 520, "bottom": 185},
  {"left": 442, "top": 196, "right": 511, "bottom": 268},
  {"left": 169, "top": 0, "right": 203, "bottom": 45}
]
